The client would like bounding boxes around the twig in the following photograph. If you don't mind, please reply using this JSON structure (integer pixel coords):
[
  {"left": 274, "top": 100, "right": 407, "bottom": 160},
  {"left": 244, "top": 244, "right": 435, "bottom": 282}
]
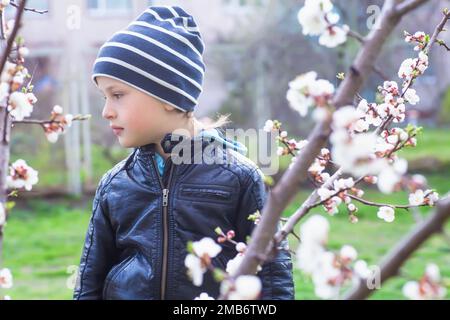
[
  {"left": 343, "top": 195, "right": 450, "bottom": 300},
  {"left": 436, "top": 39, "right": 450, "bottom": 51},
  {"left": 12, "top": 114, "right": 91, "bottom": 125},
  {"left": 347, "top": 29, "right": 365, "bottom": 43},
  {"left": 10, "top": 0, "right": 48, "bottom": 14},
  {"left": 347, "top": 194, "right": 428, "bottom": 211}
]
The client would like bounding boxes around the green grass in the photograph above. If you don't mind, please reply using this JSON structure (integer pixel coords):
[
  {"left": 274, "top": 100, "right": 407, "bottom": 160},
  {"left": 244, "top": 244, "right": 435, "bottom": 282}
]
[{"left": 2, "top": 200, "right": 91, "bottom": 300}]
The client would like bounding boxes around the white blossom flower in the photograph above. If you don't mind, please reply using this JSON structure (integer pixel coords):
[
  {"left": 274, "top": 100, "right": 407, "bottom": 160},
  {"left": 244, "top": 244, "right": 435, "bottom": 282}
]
[
  {"left": 184, "top": 253, "right": 205, "bottom": 286},
  {"left": 0, "top": 268, "right": 13, "bottom": 289},
  {"left": 425, "top": 190, "right": 439, "bottom": 206},
  {"left": 53, "top": 105, "right": 63, "bottom": 114},
  {"left": 404, "top": 88, "right": 420, "bottom": 105},
  {"left": 263, "top": 120, "right": 274, "bottom": 132},
  {"left": 377, "top": 206, "right": 395, "bottom": 223},
  {"left": 398, "top": 58, "right": 416, "bottom": 80},
  {"left": 228, "top": 275, "right": 262, "bottom": 300},
  {"left": 409, "top": 189, "right": 425, "bottom": 206},
  {"left": 300, "top": 214, "right": 330, "bottom": 245},
  {"left": 309, "top": 79, "right": 335, "bottom": 97},
  {"left": 226, "top": 253, "right": 244, "bottom": 276},
  {"left": 46, "top": 131, "right": 59, "bottom": 144},
  {"left": 332, "top": 106, "right": 364, "bottom": 129},
  {"left": 377, "top": 165, "right": 402, "bottom": 194},
  {"left": 318, "top": 187, "right": 333, "bottom": 201},
  {"left": 425, "top": 263, "right": 441, "bottom": 283},
  {"left": 194, "top": 292, "right": 214, "bottom": 300},
  {"left": 340, "top": 245, "right": 357, "bottom": 262},
  {"left": 18, "top": 46, "right": 30, "bottom": 57},
  {"left": 8, "top": 91, "right": 33, "bottom": 121},
  {"left": 297, "top": 0, "right": 332, "bottom": 36},
  {"left": 318, "top": 25, "right": 348, "bottom": 48},
  {"left": 353, "top": 260, "right": 371, "bottom": 279},
  {"left": 297, "top": 242, "right": 325, "bottom": 274},
  {"left": 7, "top": 159, "right": 39, "bottom": 191},
  {"left": 235, "top": 242, "right": 247, "bottom": 253},
  {"left": 192, "top": 237, "right": 222, "bottom": 258}
]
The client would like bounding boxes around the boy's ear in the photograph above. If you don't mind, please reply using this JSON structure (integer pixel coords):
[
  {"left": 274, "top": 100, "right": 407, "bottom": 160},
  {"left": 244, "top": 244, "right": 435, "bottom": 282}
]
[{"left": 163, "top": 103, "right": 176, "bottom": 112}]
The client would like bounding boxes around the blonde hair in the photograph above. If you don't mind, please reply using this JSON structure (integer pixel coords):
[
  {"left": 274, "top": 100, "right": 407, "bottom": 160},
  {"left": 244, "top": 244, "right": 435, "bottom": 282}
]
[{"left": 177, "top": 109, "right": 232, "bottom": 132}]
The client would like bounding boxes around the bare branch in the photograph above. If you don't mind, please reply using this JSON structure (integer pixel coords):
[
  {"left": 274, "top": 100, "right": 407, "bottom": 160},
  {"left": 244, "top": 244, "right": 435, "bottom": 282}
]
[
  {"left": 426, "top": 9, "right": 450, "bottom": 55},
  {"left": 347, "top": 29, "right": 365, "bottom": 43},
  {"left": 12, "top": 114, "right": 91, "bottom": 125},
  {"left": 10, "top": 0, "right": 48, "bottom": 14},
  {"left": 343, "top": 195, "right": 450, "bottom": 300},
  {"left": 395, "top": 0, "right": 431, "bottom": 16}
]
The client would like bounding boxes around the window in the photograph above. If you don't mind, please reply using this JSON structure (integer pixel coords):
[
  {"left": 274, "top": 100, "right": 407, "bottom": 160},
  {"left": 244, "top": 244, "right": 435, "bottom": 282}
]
[{"left": 87, "top": 0, "right": 132, "bottom": 17}]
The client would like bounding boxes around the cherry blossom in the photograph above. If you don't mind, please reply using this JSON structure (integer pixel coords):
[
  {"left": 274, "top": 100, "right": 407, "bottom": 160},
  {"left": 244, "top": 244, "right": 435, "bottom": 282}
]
[
  {"left": 184, "top": 237, "right": 222, "bottom": 286},
  {"left": 227, "top": 275, "right": 262, "bottom": 300},
  {"left": 297, "top": 0, "right": 332, "bottom": 36},
  {"left": 192, "top": 237, "right": 222, "bottom": 258},
  {"left": 319, "top": 24, "right": 349, "bottom": 48},
  {"left": 402, "top": 263, "right": 446, "bottom": 300},
  {"left": 6, "top": 159, "right": 38, "bottom": 191},
  {"left": 296, "top": 215, "right": 368, "bottom": 299},
  {"left": 184, "top": 254, "right": 204, "bottom": 286},
  {"left": 287, "top": 71, "right": 334, "bottom": 116},
  {"left": 0, "top": 268, "right": 13, "bottom": 289},
  {"left": 377, "top": 206, "right": 395, "bottom": 223},
  {"left": 8, "top": 91, "right": 35, "bottom": 121},
  {"left": 408, "top": 189, "right": 439, "bottom": 206},
  {"left": 194, "top": 292, "right": 214, "bottom": 300},
  {"left": 297, "top": 0, "right": 348, "bottom": 48},
  {"left": 44, "top": 106, "right": 74, "bottom": 143}
]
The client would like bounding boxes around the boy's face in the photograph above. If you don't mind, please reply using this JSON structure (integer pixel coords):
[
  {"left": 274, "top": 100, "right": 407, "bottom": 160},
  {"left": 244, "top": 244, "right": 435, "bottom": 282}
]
[{"left": 97, "top": 76, "right": 169, "bottom": 148}]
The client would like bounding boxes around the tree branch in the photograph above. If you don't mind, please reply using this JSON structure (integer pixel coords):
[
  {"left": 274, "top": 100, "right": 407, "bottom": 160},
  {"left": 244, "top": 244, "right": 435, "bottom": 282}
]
[
  {"left": 343, "top": 195, "right": 450, "bottom": 300},
  {"left": 395, "top": 0, "right": 432, "bottom": 16},
  {"left": 10, "top": 0, "right": 48, "bottom": 14},
  {"left": 231, "top": 0, "right": 431, "bottom": 283},
  {"left": 348, "top": 194, "right": 428, "bottom": 211}
]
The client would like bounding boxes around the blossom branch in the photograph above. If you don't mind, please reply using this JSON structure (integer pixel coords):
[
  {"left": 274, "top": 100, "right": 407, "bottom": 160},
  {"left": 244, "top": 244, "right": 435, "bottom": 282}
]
[
  {"left": 0, "top": 0, "right": 26, "bottom": 272},
  {"left": 376, "top": 9, "right": 450, "bottom": 134},
  {"left": 232, "top": 0, "right": 431, "bottom": 281},
  {"left": 343, "top": 195, "right": 450, "bottom": 300},
  {"left": 12, "top": 114, "right": 90, "bottom": 125},
  {"left": 347, "top": 194, "right": 426, "bottom": 211}
]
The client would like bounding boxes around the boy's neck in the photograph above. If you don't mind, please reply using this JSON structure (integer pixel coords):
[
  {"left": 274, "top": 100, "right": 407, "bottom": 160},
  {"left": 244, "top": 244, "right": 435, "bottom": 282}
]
[{"left": 155, "top": 119, "right": 201, "bottom": 161}]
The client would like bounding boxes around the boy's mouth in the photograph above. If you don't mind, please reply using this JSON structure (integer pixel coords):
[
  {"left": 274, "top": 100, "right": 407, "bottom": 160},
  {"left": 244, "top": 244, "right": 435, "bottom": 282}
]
[{"left": 111, "top": 125, "right": 124, "bottom": 136}]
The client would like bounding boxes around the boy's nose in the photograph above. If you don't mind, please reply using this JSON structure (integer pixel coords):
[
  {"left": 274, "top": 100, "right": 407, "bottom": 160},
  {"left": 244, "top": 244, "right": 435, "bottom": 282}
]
[{"left": 102, "top": 103, "right": 117, "bottom": 120}]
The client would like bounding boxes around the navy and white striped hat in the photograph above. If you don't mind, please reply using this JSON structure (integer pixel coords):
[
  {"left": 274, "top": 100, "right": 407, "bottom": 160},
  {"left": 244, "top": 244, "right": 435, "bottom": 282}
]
[{"left": 92, "top": 6, "right": 205, "bottom": 112}]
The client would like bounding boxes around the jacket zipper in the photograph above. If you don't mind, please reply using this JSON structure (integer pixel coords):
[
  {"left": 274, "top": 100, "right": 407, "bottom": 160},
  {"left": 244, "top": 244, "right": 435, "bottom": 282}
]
[{"left": 151, "top": 154, "right": 174, "bottom": 300}]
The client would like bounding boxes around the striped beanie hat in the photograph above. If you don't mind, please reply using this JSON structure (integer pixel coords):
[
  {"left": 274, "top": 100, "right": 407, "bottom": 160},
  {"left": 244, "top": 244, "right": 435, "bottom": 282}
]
[{"left": 92, "top": 6, "right": 205, "bottom": 112}]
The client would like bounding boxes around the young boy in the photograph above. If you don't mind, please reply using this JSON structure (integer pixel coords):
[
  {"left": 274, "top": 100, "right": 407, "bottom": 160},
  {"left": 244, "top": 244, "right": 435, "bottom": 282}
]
[{"left": 73, "top": 5, "right": 294, "bottom": 300}]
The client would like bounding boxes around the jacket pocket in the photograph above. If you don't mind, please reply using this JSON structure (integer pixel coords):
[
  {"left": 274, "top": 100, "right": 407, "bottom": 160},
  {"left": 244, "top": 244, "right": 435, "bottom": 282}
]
[
  {"left": 179, "top": 184, "right": 233, "bottom": 204},
  {"left": 102, "top": 252, "right": 155, "bottom": 300}
]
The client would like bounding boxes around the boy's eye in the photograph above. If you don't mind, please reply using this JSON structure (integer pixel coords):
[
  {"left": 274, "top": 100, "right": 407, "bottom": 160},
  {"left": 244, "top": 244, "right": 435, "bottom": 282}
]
[{"left": 113, "top": 93, "right": 124, "bottom": 100}]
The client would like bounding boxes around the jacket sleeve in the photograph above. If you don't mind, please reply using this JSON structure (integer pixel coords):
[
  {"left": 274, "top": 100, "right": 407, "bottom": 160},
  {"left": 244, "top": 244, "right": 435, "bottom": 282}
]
[
  {"left": 73, "top": 178, "right": 117, "bottom": 300},
  {"left": 235, "top": 167, "right": 295, "bottom": 300}
]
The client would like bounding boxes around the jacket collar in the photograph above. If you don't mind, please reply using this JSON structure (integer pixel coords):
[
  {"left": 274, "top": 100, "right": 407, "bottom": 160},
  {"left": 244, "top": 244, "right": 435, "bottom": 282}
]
[{"left": 136, "top": 129, "right": 248, "bottom": 162}]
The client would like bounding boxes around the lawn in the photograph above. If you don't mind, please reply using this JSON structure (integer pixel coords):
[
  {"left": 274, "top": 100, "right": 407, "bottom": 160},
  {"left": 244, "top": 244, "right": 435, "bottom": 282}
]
[{"left": 1, "top": 127, "right": 449, "bottom": 300}]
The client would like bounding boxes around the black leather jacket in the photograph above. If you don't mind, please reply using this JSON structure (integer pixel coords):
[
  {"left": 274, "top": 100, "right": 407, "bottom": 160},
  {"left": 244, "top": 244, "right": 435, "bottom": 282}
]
[{"left": 73, "top": 132, "right": 294, "bottom": 300}]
